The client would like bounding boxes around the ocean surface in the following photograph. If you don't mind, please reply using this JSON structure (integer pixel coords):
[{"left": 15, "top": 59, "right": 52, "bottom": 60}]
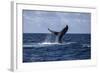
[{"left": 23, "top": 33, "right": 91, "bottom": 62}]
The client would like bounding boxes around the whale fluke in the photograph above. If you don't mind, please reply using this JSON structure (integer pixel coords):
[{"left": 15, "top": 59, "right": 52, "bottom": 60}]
[
  {"left": 48, "top": 28, "right": 59, "bottom": 35},
  {"left": 48, "top": 25, "right": 68, "bottom": 43}
]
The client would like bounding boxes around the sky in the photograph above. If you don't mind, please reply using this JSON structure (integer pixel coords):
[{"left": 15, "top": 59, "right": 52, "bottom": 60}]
[{"left": 23, "top": 10, "right": 91, "bottom": 33}]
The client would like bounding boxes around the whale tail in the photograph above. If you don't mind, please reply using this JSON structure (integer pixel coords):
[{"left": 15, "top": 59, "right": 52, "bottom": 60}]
[
  {"left": 48, "top": 25, "right": 68, "bottom": 43},
  {"left": 48, "top": 28, "right": 59, "bottom": 35}
]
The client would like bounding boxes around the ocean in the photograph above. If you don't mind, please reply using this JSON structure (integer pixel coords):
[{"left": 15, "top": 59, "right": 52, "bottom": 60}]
[{"left": 23, "top": 33, "right": 91, "bottom": 62}]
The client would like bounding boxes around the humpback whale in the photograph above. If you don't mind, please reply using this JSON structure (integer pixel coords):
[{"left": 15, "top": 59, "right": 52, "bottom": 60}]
[{"left": 48, "top": 25, "right": 68, "bottom": 43}]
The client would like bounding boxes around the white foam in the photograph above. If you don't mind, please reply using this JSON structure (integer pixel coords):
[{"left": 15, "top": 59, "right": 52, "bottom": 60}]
[
  {"left": 23, "top": 42, "right": 58, "bottom": 48},
  {"left": 41, "top": 42, "right": 60, "bottom": 45},
  {"left": 23, "top": 42, "right": 77, "bottom": 48}
]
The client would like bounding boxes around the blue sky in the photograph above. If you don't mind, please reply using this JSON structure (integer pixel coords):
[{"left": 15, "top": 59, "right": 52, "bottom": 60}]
[{"left": 23, "top": 10, "right": 91, "bottom": 33}]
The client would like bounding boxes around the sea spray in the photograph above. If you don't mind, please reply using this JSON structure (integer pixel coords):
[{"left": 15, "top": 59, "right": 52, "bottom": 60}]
[{"left": 44, "top": 34, "right": 52, "bottom": 43}]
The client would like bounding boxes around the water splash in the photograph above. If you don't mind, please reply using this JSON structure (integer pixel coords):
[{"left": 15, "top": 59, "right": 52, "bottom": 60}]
[
  {"left": 44, "top": 34, "right": 59, "bottom": 44},
  {"left": 44, "top": 34, "right": 52, "bottom": 43},
  {"left": 55, "top": 36, "right": 59, "bottom": 43}
]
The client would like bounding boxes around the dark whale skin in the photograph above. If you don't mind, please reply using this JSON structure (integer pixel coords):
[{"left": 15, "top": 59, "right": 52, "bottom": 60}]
[{"left": 48, "top": 25, "right": 68, "bottom": 43}]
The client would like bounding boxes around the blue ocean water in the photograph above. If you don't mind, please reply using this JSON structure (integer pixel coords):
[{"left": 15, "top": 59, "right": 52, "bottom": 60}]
[{"left": 23, "top": 33, "right": 91, "bottom": 62}]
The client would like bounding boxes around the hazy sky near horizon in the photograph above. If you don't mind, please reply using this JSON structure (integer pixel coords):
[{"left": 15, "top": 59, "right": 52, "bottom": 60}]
[{"left": 23, "top": 10, "right": 91, "bottom": 33}]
